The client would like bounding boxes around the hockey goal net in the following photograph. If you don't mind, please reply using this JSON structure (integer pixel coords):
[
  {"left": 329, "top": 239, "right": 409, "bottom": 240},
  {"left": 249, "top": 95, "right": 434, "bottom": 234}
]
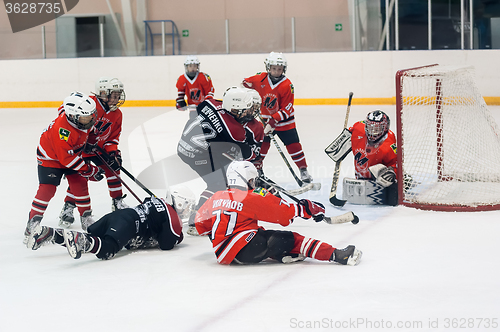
[{"left": 396, "top": 64, "right": 500, "bottom": 211}]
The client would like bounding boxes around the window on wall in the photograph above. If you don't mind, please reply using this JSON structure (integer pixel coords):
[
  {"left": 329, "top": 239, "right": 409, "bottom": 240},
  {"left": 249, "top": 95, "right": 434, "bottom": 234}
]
[{"left": 380, "top": 0, "right": 500, "bottom": 50}]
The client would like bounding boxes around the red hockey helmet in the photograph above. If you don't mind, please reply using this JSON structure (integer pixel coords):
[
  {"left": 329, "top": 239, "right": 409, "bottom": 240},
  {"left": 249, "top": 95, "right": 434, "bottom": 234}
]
[{"left": 365, "top": 110, "right": 390, "bottom": 143}]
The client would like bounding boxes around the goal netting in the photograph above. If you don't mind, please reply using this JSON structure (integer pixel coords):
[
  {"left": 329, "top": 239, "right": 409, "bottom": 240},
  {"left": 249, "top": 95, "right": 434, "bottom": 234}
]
[{"left": 396, "top": 64, "right": 500, "bottom": 211}]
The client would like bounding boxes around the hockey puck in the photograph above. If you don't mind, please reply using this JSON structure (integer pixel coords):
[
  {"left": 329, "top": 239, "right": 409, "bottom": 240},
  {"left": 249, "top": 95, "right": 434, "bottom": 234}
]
[{"left": 351, "top": 214, "right": 359, "bottom": 224}]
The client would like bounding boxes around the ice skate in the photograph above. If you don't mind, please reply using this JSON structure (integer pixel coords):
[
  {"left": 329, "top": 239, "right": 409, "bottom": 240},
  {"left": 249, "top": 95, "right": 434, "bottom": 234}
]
[
  {"left": 28, "top": 224, "right": 55, "bottom": 250},
  {"left": 111, "top": 195, "right": 129, "bottom": 211},
  {"left": 299, "top": 168, "right": 313, "bottom": 184},
  {"left": 187, "top": 225, "right": 200, "bottom": 236},
  {"left": 332, "top": 245, "right": 362, "bottom": 266},
  {"left": 23, "top": 215, "right": 43, "bottom": 246},
  {"left": 59, "top": 201, "right": 76, "bottom": 228},
  {"left": 281, "top": 253, "right": 306, "bottom": 264},
  {"left": 186, "top": 213, "right": 201, "bottom": 236},
  {"left": 80, "top": 210, "right": 95, "bottom": 232},
  {"left": 63, "top": 229, "right": 90, "bottom": 259}
]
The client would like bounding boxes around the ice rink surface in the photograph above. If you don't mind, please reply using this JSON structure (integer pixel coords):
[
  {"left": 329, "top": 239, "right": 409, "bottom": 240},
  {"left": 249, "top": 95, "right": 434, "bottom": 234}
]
[{"left": 1, "top": 104, "right": 500, "bottom": 332}]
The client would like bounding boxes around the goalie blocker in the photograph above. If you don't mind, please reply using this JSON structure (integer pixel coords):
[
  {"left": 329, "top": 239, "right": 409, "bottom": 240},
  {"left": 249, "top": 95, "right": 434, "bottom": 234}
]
[{"left": 325, "top": 128, "right": 352, "bottom": 163}]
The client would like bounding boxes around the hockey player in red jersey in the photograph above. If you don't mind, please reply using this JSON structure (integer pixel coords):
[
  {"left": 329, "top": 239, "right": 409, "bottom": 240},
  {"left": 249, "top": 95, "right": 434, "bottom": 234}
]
[
  {"left": 27, "top": 194, "right": 191, "bottom": 260},
  {"left": 242, "top": 52, "right": 313, "bottom": 183},
  {"left": 176, "top": 55, "right": 215, "bottom": 119},
  {"left": 338, "top": 110, "right": 398, "bottom": 205},
  {"left": 195, "top": 161, "right": 362, "bottom": 265},
  {"left": 24, "top": 92, "right": 104, "bottom": 245},
  {"left": 177, "top": 86, "right": 264, "bottom": 236},
  {"left": 58, "top": 77, "right": 129, "bottom": 228}
]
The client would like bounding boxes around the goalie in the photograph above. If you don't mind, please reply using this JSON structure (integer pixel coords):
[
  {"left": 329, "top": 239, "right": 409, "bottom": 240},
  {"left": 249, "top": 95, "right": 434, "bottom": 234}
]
[{"left": 326, "top": 110, "right": 397, "bottom": 206}]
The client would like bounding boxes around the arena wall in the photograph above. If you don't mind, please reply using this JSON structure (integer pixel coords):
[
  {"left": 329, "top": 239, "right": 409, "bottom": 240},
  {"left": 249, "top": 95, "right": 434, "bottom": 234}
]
[{"left": 1, "top": 49, "right": 499, "bottom": 107}]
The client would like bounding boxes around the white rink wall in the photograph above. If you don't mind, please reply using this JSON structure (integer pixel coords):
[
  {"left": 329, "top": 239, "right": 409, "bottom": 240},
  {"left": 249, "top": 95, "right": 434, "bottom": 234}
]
[{"left": 0, "top": 49, "right": 499, "bottom": 103}]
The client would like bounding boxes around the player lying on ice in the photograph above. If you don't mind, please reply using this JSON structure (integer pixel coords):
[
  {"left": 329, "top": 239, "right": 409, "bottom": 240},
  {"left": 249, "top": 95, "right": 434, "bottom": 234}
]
[
  {"left": 27, "top": 194, "right": 194, "bottom": 260},
  {"left": 327, "top": 110, "right": 398, "bottom": 206},
  {"left": 195, "top": 160, "right": 362, "bottom": 265}
]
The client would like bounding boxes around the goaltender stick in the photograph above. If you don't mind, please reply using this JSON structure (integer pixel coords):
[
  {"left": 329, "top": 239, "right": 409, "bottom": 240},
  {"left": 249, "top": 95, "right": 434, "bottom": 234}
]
[
  {"left": 195, "top": 160, "right": 362, "bottom": 265},
  {"left": 327, "top": 110, "right": 398, "bottom": 206}
]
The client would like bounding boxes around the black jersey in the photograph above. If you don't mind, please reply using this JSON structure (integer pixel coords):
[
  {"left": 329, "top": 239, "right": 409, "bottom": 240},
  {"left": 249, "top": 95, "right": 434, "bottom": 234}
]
[{"left": 177, "top": 99, "right": 264, "bottom": 174}]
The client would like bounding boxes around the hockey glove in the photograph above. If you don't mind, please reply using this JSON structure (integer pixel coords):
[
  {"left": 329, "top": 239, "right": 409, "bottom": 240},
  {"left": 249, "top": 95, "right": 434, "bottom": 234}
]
[
  {"left": 299, "top": 199, "right": 325, "bottom": 222},
  {"left": 176, "top": 100, "right": 187, "bottom": 110},
  {"left": 81, "top": 164, "right": 105, "bottom": 182},
  {"left": 83, "top": 130, "right": 99, "bottom": 154},
  {"left": 107, "top": 150, "right": 122, "bottom": 172},
  {"left": 264, "top": 118, "right": 278, "bottom": 135},
  {"left": 369, "top": 164, "right": 396, "bottom": 188}
]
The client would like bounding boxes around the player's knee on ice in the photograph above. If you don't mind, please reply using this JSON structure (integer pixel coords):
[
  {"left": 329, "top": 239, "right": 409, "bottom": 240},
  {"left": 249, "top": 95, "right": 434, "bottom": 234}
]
[
  {"left": 265, "top": 230, "right": 295, "bottom": 259},
  {"left": 234, "top": 229, "right": 295, "bottom": 264}
]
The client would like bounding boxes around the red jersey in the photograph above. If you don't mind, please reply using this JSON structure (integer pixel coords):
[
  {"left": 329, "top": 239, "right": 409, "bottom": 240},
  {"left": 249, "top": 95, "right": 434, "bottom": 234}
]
[
  {"left": 195, "top": 187, "right": 310, "bottom": 264},
  {"left": 36, "top": 112, "right": 90, "bottom": 171},
  {"left": 176, "top": 72, "right": 215, "bottom": 106},
  {"left": 349, "top": 121, "right": 397, "bottom": 179},
  {"left": 57, "top": 96, "right": 122, "bottom": 158},
  {"left": 84, "top": 96, "right": 123, "bottom": 157},
  {"left": 242, "top": 72, "right": 295, "bottom": 131}
]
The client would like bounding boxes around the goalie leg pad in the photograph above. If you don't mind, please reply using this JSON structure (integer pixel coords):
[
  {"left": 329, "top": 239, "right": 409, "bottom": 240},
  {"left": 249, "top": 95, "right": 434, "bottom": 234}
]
[
  {"left": 342, "top": 178, "right": 388, "bottom": 205},
  {"left": 325, "top": 128, "right": 352, "bottom": 162}
]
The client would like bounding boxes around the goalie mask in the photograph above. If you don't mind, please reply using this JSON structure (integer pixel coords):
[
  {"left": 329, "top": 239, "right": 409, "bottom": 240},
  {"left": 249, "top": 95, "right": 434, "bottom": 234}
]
[
  {"left": 365, "top": 110, "right": 390, "bottom": 143},
  {"left": 170, "top": 186, "right": 196, "bottom": 220},
  {"left": 222, "top": 86, "right": 257, "bottom": 124},
  {"left": 184, "top": 55, "right": 200, "bottom": 78},
  {"left": 63, "top": 91, "right": 97, "bottom": 130},
  {"left": 95, "top": 77, "right": 125, "bottom": 111},
  {"left": 226, "top": 160, "right": 259, "bottom": 189}
]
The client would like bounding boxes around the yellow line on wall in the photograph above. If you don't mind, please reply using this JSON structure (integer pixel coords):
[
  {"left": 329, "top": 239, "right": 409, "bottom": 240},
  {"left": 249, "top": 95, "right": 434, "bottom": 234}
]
[{"left": 1, "top": 97, "right": 500, "bottom": 108}]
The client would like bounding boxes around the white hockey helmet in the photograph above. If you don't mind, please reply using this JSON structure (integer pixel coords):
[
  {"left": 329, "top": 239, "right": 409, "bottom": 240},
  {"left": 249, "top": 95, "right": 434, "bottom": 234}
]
[
  {"left": 95, "top": 77, "right": 125, "bottom": 111},
  {"left": 222, "top": 86, "right": 256, "bottom": 123},
  {"left": 248, "top": 89, "right": 262, "bottom": 110},
  {"left": 170, "top": 186, "right": 196, "bottom": 220},
  {"left": 63, "top": 91, "right": 97, "bottom": 130},
  {"left": 264, "top": 52, "right": 287, "bottom": 74},
  {"left": 226, "top": 160, "right": 259, "bottom": 189},
  {"left": 184, "top": 55, "right": 200, "bottom": 74}
]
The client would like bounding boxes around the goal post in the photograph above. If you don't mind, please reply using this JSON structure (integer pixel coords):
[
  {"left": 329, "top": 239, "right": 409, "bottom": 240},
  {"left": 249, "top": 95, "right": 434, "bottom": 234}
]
[{"left": 396, "top": 64, "right": 500, "bottom": 211}]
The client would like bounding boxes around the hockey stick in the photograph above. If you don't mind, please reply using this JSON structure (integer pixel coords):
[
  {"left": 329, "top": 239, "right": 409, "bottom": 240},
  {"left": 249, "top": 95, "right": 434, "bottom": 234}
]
[
  {"left": 94, "top": 153, "right": 143, "bottom": 203},
  {"left": 257, "top": 176, "right": 359, "bottom": 225},
  {"left": 257, "top": 114, "right": 320, "bottom": 191},
  {"left": 327, "top": 92, "right": 353, "bottom": 207},
  {"left": 94, "top": 145, "right": 156, "bottom": 198},
  {"left": 221, "top": 152, "right": 358, "bottom": 224}
]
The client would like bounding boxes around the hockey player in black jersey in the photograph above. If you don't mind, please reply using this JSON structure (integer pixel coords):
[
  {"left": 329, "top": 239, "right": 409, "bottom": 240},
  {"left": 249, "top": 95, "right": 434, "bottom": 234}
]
[
  {"left": 27, "top": 194, "right": 193, "bottom": 260},
  {"left": 177, "top": 86, "right": 264, "bottom": 235}
]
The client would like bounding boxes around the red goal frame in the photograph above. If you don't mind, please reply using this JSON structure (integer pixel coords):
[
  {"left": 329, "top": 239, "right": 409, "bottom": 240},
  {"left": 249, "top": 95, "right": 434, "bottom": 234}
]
[{"left": 395, "top": 64, "right": 500, "bottom": 212}]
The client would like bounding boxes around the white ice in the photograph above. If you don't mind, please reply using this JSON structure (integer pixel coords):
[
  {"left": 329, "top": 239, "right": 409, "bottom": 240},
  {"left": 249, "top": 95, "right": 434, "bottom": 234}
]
[{"left": 1, "top": 105, "right": 499, "bottom": 332}]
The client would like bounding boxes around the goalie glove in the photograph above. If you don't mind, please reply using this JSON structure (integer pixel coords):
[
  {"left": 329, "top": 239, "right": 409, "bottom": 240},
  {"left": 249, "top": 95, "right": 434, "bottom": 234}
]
[
  {"left": 299, "top": 199, "right": 325, "bottom": 222},
  {"left": 369, "top": 164, "right": 396, "bottom": 188}
]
